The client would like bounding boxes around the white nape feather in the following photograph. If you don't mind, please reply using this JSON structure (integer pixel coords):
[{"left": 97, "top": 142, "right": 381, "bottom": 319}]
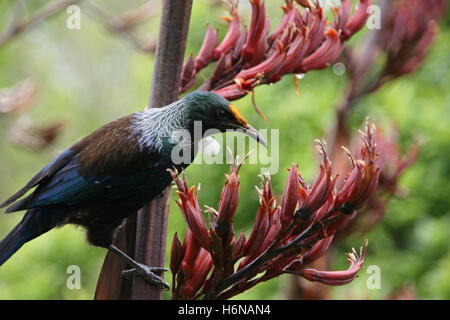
[{"left": 129, "top": 100, "right": 189, "bottom": 151}]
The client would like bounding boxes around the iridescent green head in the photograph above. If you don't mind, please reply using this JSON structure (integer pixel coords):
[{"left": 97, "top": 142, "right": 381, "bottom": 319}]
[{"left": 183, "top": 91, "right": 267, "bottom": 148}]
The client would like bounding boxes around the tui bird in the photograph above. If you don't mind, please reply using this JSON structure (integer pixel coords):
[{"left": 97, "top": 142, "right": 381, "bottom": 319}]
[{"left": 0, "top": 91, "right": 266, "bottom": 288}]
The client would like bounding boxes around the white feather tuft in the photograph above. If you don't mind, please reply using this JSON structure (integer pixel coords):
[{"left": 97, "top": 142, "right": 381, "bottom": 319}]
[{"left": 129, "top": 100, "right": 189, "bottom": 151}]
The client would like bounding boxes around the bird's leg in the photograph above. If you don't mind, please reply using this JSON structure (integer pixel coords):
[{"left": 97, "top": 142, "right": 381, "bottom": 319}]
[{"left": 108, "top": 244, "right": 170, "bottom": 290}]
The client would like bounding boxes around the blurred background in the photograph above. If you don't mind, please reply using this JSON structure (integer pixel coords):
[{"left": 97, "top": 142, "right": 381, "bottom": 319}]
[{"left": 0, "top": 0, "right": 449, "bottom": 299}]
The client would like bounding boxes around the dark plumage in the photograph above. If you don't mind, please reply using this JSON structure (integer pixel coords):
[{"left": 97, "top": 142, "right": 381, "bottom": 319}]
[{"left": 0, "top": 92, "right": 266, "bottom": 286}]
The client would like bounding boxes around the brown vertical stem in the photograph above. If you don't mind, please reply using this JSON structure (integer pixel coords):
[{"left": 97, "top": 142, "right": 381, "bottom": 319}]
[
  {"left": 95, "top": 0, "right": 192, "bottom": 300},
  {"left": 131, "top": 0, "right": 193, "bottom": 300}
]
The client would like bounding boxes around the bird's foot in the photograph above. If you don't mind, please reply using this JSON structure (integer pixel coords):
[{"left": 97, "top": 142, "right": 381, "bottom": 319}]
[
  {"left": 122, "top": 264, "right": 170, "bottom": 290},
  {"left": 108, "top": 244, "right": 170, "bottom": 290}
]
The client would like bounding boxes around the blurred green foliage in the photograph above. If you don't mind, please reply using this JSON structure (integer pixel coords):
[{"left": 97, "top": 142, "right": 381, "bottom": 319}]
[{"left": 0, "top": 0, "right": 449, "bottom": 299}]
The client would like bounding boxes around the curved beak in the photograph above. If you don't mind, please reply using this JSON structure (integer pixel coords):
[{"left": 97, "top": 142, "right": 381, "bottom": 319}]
[
  {"left": 241, "top": 124, "right": 268, "bottom": 149},
  {"left": 226, "top": 104, "right": 267, "bottom": 148}
]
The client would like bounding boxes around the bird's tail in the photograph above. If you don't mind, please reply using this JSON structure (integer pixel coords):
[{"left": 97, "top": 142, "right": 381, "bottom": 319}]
[{"left": 0, "top": 208, "right": 67, "bottom": 267}]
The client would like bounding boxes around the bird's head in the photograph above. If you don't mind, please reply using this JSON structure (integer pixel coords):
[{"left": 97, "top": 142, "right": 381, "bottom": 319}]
[{"left": 183, "top": 91, "right": 267, "bottom": 148}]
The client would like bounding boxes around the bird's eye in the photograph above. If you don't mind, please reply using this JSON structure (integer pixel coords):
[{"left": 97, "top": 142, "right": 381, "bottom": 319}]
[{"left": 217, "top": 109, "right": 228, "bottom": 119}]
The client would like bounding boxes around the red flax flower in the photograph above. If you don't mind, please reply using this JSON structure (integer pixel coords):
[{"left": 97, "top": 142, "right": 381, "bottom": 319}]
[
  {"left": 326, "top": 0, "right": 442, "bottom": 241},
  {"left": 217, "top": 160, "right": 241, "bottom": 226},
  {"left": 343, "top": 0, "right": 447, "bottom": 99},
  {"left": 170, "top": 169, "right": 210, "bottom": 250},
  {"left": 170, "top": 121, "right": 379, "bottom": 299},
  {"left": 179, "top": 0, "right": 371, "bottom": 116},
  {"left": 377, "top": 0, "right": 446, "bottom": 79},
  {"left": 338, "top": 126, "right": 420, "bottom": 236},
  {"left": 334, "top": 122, "right": 379, "bottom": 215},
  {"left": 170, "top": 229, "right": 213, "bottom": 299},
  {"left": 284, "top": 240, "right": 368, "bottom": 285}
]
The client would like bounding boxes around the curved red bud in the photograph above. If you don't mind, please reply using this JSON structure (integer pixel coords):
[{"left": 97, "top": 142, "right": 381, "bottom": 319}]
[
  {"left": 214, "top": 7, "right": 241, "bottom": 59},
  {"left": 213, "top": 84, "right": 247, "bottom": 101},
  {"left": 236, "top": 41, "right": 285, "bottom": 81},
  {"left": 268, "top": 1, "right": 295, "bottom": 45},
  {"left": 195, "top": 24, "right": 219, "bottom": 71},
  {"left": 218, "top": 165, "right": 241, "bottom": 224},
  {"left": 286, "top": 241, "right": 368, "bottom": 285},
  {"left": 298, "top": 142, "right": 335, "bottom": 215},
  {"left": 280, "top": 164, "right": 300, "bottom": 228},
  {"left": 179, "top": 54, "right": 196, "bottom": 93},
  {"left": 302, "top": 235, "right": 335, "bottom": 265},
  {"left": 233, "top": 231, "right": 246, "bottom": 262},
  {"left": 342, "top": 0, "right": 371, "bottom": 41},
  {"left": 242, "top": 0, "right": 267, "bottom": 61},
  {"left": 180, "top": 247, "right": 212, "bottom": 298},
  {"left": 335, "top": 121, "right": 379, "bottom": 214},
  {"left": 181, "top": 229, "right": 202, "bottom": 277},
  {"left": 261, "top": 207, "right": 282, "bottom": 250},
  {"left": 172, "top": 171, "right": 210, "bottom": 249},
  {"left": 239, "top": 208, "right": 270, "bottom": 270},
  {"left": 334, "top": 0, "right": 353, "bottom": 31},
  {"left": 170, "top": 232, "right": 184, "bottom": 276},
  {"left": 298, "top": 28, "right": 342, "bottom": 72}
]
